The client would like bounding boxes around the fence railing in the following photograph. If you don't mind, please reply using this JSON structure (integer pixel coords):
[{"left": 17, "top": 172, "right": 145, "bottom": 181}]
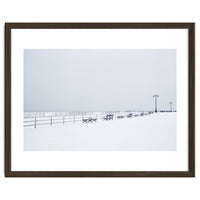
[
  {"left": 24, "top": 111, "right": 156, "bottom": 128},
  {"left": 24, "top": 113, "right": 106, "bottom": 128}
]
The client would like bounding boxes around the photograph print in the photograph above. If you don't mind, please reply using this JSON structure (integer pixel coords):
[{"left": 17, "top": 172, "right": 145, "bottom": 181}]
[{"left": 24, "top": 49, "right": 176, "bottom": 151}]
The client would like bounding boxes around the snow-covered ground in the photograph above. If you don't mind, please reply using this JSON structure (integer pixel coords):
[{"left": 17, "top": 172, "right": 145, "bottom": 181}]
[{"left": 24, "top": 112, "right": 176, "bottom": 151}]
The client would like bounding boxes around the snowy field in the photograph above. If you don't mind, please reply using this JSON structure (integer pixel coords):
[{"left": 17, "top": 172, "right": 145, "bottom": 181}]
[{"left": 24, "top": 112, "right": 176, "bottom": 151}]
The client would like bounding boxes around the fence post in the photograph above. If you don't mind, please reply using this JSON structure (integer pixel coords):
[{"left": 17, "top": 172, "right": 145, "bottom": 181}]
[
  {"left": 34, "top": 117, "right": 36, "bottom": 128},
  {"left": 50, "top": 116, "right": 52, "bottom": 127},
  {"left": 63, "top": 116, "right": 65, "bottom": 125},
  {"left": 73, "top": 114, "right": 75, "bottom": 124}
]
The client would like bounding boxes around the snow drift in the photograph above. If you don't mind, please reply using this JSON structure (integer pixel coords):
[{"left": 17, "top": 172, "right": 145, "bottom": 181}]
[{"left": 24, "top": 112, "right": 176, "bottom": 151}]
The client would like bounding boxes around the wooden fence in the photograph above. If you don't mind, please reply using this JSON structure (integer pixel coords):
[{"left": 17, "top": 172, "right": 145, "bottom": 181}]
[{"left": 24, "top": 111, "right": 155, "bottom": 128}]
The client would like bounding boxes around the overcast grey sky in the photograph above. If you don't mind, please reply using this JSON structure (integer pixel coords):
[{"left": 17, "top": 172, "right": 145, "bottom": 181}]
[{"left": 24, "top": 49, "right": 176, "bottom": 112}]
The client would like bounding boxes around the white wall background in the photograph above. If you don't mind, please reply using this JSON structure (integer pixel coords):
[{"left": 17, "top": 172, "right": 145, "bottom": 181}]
[{"left": 0, "top": 0, "right": 199, "bottom": 200}]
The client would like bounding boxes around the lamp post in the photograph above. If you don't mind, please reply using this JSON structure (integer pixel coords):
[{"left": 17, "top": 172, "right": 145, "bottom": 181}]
[
  {"left": 169, "top": 102, "right": 173, "bottom": 112},
  {"left": 153, "top": 95, "right": 159, "bottom": 113}
]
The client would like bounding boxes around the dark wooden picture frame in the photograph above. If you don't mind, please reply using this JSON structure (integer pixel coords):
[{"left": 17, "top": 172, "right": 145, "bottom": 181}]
[{"left": 5, "top": 23, "right": 195, "bottom": 177}]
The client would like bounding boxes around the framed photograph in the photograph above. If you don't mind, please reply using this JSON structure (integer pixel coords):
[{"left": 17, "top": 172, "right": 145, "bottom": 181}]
[{"left": 5, "top": 23, "right": 195, "bottom": 177}]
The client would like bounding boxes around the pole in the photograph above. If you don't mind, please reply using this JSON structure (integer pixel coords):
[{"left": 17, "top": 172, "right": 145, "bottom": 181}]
[
  {"left": 34, "top": 117, "right": 36, "bottom": 128},
  {"left": 50, "top": 116, "right": 52, "bottom": 127},
  {"left": 153, "top": 95, "right": 159, "bottom": 113}
]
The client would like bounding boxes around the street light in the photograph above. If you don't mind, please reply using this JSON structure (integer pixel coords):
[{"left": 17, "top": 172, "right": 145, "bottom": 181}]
[
  {"left": 169, "top": 102, "right": 173, "bottom": 112},
  {"left": 153, "top": 95, "right": 159, "bottom": 113}
]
